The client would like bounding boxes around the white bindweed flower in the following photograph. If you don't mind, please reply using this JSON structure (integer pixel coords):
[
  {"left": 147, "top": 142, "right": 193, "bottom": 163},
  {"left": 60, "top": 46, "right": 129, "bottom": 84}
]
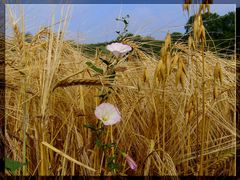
[
  {"left": 106, "top": 42, "right": 132, "bottom": 57},
  {"left": 94, "top": 103, "right": 121, "bottom": 126}
]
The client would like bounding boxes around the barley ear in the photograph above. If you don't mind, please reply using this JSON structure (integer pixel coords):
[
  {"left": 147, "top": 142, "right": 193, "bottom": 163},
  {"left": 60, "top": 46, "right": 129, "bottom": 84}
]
[
  {"left": 176, "top": 68, "right": 182, "bottom": 87},
  {"left": 166, "top": 53, "right": 172, "bottom": 76},
  {"left": 180, "top": 73, "right": 185, "bottom": 88},
  {"left": 188, "top": 35, "right": 195, "bottom": 50},
  {"left": 213, "top": 86, "right": 218, "bottom": 100},
  {"left": 165, "top": 32, "right": 171, "bottom": 50},
  {"left": 189, "top": 109, "right": 194, "bottom": 122},
  {"left": 143, "top": 68, "right": 149, "bottom": 83},
  {"left": 171, "top": 53, "right": 179, "bottom": 68},
  {"left": 160, "top": 63, "right": 166, "bottom": 82},
  {"left": 219, "top": 64, "right": 223, "bottom": 85},
  {"left": 214, "top": 62, "right": 223, "bottom": 84}
]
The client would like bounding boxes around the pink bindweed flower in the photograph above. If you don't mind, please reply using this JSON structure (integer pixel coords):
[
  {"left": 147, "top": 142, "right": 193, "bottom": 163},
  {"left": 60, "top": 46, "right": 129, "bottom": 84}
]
[
  {"left": 106, "top": 42, "right": 132, "bottom": 57},
  {"left": 94, "top": 103, "right": 121, "bottom": 126},
  {"left": 122, "top": 152, "right": 137, "bottom": 171}
]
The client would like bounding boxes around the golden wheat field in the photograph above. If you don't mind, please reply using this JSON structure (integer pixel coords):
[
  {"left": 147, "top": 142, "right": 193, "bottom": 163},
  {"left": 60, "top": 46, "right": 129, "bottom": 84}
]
[{"left": 4, "top": 3, "right": 238, "bottom": 176}]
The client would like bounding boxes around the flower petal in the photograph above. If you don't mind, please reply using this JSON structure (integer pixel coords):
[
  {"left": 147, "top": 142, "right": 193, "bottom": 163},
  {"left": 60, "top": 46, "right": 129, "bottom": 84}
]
[
  {"left": 94, "top": 103, "right": 109, "bottom": 120},
  {"left": 94, "top": 103, "right": 121, "bottom": 126},
  {"left": 104, "top": 112, "right": 121, "bottom": 125},
  {"left": 112, "top": 51, "right": 121, "bottom": 57},
  {"left": 106, "top": 42, "right": 132, "bottom": 57},
  {"left": 125, "top": 154, "right": 137, "bottom": 171}
]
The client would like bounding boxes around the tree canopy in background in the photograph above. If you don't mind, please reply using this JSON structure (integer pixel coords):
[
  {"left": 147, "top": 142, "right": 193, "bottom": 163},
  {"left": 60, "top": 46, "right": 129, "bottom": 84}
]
[
  {"left": 85, "top": 11, "right": 235, "bottom": 57},
  {"left": 185, "top": 12, "right": 235, "bottom": 54},
  {"left": 170, "top": 32, "right": 184, "bottom": 43},
  {"left": 38, "top": 10, "right": 235, "bottom": 58}
]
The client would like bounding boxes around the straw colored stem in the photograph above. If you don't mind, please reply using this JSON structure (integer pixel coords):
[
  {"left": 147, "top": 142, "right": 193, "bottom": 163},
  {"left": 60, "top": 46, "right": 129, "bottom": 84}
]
[
  {"left": 41, "top": 141, "right": 96, "bottom": 172},
  {"left": 199, "top": 42, "right": 206, "bottom": 176}
]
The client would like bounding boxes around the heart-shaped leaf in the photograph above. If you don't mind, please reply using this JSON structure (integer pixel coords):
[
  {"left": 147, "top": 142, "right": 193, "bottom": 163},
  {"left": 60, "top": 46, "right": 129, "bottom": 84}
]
[
  {"left": 85, "top": 61, "right": 103, "bottom": 74},
  {"left": 5, "top": 158, "right": 27, "bottom": 173}
]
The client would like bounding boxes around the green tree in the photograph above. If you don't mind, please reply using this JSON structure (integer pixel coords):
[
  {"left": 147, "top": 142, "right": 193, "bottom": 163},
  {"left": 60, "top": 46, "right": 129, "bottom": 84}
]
[
  {"left": 237, "top": 7, "right": 240, "bottom": 56},
  {"left": 143, "top": 35, "right": 155, "bottom": 40},
  {"left": 171, "top": 32, "right": 184, "bottom": 43},
  {"left": 185, "top": 12, "right": 235, "bottom": 54}
]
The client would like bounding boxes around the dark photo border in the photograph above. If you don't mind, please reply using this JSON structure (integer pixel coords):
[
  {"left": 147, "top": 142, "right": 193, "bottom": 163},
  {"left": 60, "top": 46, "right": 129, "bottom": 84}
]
[
  {"left": 0, "top": 2, "right": 5, "bottom": 178},
  {"left": 0, "top": 0, "right": 239, "bottom": 178}
]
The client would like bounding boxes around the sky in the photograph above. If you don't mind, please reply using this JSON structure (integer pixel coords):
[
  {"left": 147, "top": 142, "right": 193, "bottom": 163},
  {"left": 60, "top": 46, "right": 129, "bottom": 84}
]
[{"left": 6, "top": 4, "right": 236, "bottom": 44}]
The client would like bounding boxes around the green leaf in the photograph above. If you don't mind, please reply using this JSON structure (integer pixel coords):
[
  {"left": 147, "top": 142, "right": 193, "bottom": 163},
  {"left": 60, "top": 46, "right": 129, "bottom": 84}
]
[
  {"left": 107, "top": 156, "right": 119, "bottom": 171},
  {"left": 83, "top": 124, "right": 97, "bottom": 131},
  {"left": 85, "top": 61, "right": 103, "bottom": 74},
  {"left": 5, "top": 158, "right": 27, "bottom": 172},
  {"left": 95, "top": 139, "right": 103, "bottom": 147},
  {"left": 103, "top": 143, "right": 116, "bottom": 149},
  {"left": 108, "top": 162, "right": 119, "bottom": 171},
  {"left": 99, "top": 58, "right": 111, "bottom": 66}
]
